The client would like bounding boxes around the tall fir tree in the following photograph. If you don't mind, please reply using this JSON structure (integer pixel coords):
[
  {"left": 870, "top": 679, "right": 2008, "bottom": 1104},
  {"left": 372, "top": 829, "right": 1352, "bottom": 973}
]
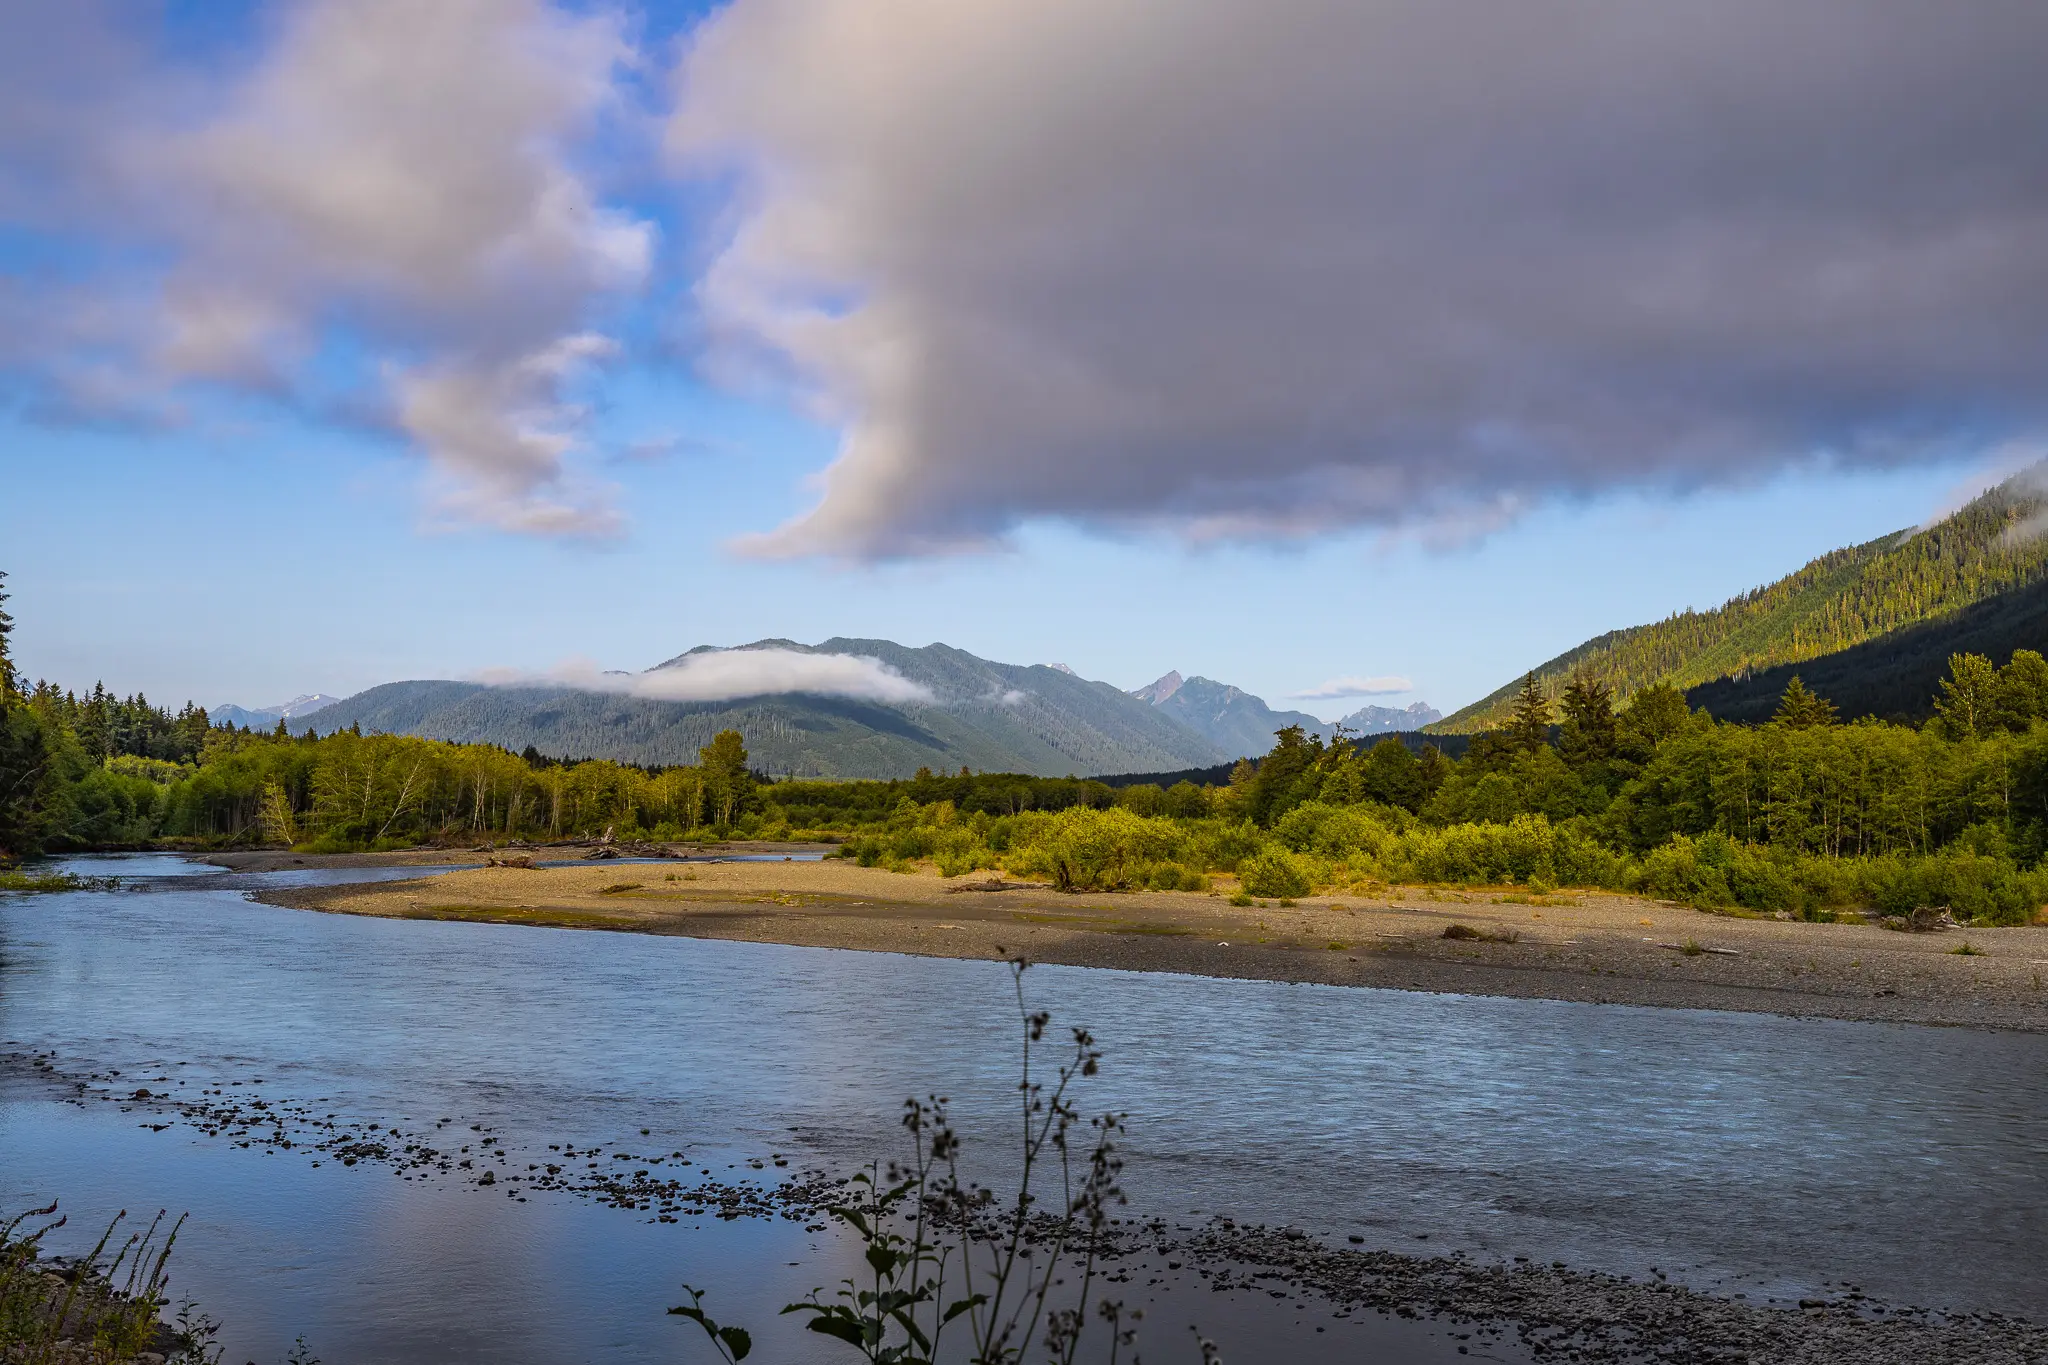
[
  {"left": 1772, "top": 675, "right": 1838, "bottom": 729},
  {"left": 1504, "top": 673, "right": 1552, "bottom": 752},
  {"left": 0, "top": 569, "right": 16, "bottom": 701},
  {"left": 1558, "top": 670, "right": 1618, "bottom": 767}
]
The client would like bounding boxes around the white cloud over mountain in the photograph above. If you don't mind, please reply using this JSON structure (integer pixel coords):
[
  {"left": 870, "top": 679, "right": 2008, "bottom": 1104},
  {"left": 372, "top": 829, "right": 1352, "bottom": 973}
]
[{"left": 479, "top": 649, "right": 932, "bottom": 705}]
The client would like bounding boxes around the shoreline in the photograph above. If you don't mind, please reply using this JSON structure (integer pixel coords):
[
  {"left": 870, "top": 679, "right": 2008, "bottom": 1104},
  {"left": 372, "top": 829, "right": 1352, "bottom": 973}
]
[{"left": 233, "top": 848, "right": 2048, "bottom": 1031}]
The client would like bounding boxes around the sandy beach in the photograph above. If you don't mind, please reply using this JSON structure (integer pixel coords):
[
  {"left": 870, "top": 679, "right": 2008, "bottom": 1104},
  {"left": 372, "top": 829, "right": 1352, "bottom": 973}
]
[{"left": 231, "top": 847, "right": 2048, "bottom": 1030}]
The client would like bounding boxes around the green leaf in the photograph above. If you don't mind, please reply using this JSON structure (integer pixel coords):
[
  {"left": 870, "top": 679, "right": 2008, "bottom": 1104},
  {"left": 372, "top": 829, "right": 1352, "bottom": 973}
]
[
  {"left": 941, "top": 1294, "right": 986, "bottom": 1324},
  {"left": 803, "top": 1317, "right": 872, "bottom": 1348},
  {"left": 718, "top": 1326, "right": 752, "bottom": 1360}
]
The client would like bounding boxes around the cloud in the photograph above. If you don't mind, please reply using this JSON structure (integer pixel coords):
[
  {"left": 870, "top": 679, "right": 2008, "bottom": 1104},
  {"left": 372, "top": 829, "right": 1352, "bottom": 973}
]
[
  {"left": 1294, "top": 676, "right": 1414, "bottom": 701},
  {"left": 674, "top": 0, "right": 2048, "bottom": 559},
  {"left": 479, "top": 648, "right": 933, "bottom": 706},
  {"left": 0, "top": 0, "right": 651, "bottom": 536}
]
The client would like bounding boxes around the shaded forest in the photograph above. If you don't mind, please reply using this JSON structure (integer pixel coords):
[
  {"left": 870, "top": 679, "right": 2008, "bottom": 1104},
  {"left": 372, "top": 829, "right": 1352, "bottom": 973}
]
[{"left": 1440, "top": 471, "right": 2048, "bottom": 731}]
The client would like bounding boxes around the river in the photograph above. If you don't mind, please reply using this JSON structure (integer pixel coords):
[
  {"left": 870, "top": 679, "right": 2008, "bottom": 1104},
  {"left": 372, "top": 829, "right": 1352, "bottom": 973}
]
[{"left": 4, "top": 855, "right": 2045, "bottom": 1362}]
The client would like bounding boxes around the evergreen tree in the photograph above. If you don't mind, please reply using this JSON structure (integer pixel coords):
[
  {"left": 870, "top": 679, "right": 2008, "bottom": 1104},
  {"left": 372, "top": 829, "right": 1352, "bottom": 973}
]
[
  {"left": 1504, "top": 674, "right": 1552, "bottom": 753},
  {"left": 1414, "top": 743, "right": 1454, "bottom": 804},
  {"left": 1772, "top": 675, "right": 1838, "bottom": 729},
  {"left": 0, "top": 569, "right": 16, "bottom": 701},
  {"left": 1558, "top": 670, "right": 1618, "bottom": 767},
  {"left": 1247, "top": 724, "right": 1321, "bottom": 825}
]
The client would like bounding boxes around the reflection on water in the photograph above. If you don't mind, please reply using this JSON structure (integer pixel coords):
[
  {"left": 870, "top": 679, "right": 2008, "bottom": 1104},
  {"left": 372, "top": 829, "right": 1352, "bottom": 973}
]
[{"left": 4, "top": 854, "right": 2047, "bottom": 1361}]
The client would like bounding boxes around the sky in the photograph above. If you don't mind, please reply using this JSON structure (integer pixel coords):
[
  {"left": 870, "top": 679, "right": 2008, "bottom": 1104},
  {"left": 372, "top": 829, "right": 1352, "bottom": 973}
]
[{"left": 5, "top": 1, "right": 2047, "bottom": 720}]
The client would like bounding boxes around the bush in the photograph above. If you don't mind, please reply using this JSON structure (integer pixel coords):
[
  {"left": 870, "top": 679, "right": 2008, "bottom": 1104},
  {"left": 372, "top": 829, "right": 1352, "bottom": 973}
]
[
  {"left": 1238, "top": 845, "right": 1312, "bottom": 898},
  {"left": 1003, "top": 807, "right": 1191, "bottom": 891}
]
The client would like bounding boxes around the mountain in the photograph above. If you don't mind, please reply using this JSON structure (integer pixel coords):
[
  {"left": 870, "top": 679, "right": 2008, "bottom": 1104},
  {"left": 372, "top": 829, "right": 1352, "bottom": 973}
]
[
  {"left": 1128, "top": 671, "right": 1334, "bottom": 758},
  {"left": 1435, "top": 470, "right": 2048, "bottom": 732},
  {"left": 308, "top": 640, "right": 1226, "bottom": 778},
  {"left": 1685, "top": 573, "right": 2048, "bottom": 725},
  {"left": 1337, "top": 700, "right": 1441, "bottom": 734},
  {"left": 212, "top": 694, "right": 343, "bottom": 729}
]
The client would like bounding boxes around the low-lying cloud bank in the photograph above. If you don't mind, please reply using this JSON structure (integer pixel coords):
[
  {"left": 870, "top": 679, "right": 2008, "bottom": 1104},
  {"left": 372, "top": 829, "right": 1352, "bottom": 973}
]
[{"left": 477, "top": 648, "right": 932, "bottom": 706}]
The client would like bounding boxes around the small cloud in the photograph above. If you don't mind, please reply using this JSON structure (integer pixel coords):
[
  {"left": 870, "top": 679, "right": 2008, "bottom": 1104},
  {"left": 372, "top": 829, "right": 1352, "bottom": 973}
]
[
  {"left": 617, "top": 433, "right": 727, "bottom": 464},
  {"left": 1293, "top": 675, "right": 1413, "bottom": 700},
  {"left": 475, "top": 648, "right": 931, "bottom": 706}
]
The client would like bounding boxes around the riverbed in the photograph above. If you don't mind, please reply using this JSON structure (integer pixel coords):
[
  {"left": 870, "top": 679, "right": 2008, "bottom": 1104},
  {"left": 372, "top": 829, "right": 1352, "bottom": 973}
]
[{"left": 5, "top": 855, "right": 2046, "bottom": 1362}]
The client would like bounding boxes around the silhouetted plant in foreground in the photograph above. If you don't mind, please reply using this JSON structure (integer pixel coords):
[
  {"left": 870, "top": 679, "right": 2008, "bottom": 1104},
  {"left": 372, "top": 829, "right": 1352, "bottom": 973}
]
[
  {"left": 2, "top": 1202, "right": 185, "bottom": 1363},
  {"left": 0, "top": 1201, "right": 316, "bottom": 1365},
  {"left": 673, "top": 956, "right": 1157, "bottom": 1364}
]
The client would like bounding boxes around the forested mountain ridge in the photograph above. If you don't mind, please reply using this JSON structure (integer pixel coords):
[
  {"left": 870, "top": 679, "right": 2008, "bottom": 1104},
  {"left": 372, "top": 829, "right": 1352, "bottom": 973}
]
[
  {"left": 308, "top": 640, "right": 1228, "bottom": 778},
  {"left": 1436, "top": 471, "right": 2048, "bottom": 732}
]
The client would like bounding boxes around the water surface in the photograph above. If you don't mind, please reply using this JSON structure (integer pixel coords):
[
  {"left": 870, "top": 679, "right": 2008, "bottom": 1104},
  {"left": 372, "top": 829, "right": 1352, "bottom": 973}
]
[{"left": 5, "top": 855, "right": 2045, "bottom": 1360}]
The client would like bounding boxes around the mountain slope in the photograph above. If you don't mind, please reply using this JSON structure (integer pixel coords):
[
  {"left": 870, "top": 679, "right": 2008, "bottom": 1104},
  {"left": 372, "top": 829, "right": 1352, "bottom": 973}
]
[
  {"left": 1129, "top": 672, "right": 1334, "bottom": 758},
  {"left": 1686, "top": 573, "right": 2048, "bottom": 724},
  {"left": 1436, "top": 471, "right": 2048, "bottom": 732},
  {"left": 213, "top": 694, "right": 342, "bottom": 729},
  {"left": 310, "top": 641, "right": 1227, "bottom": 778}
]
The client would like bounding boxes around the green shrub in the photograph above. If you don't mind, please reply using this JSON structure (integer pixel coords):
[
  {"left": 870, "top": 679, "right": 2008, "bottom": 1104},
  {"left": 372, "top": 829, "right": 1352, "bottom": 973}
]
[
  {"left": 1003, "top": 807, "right": 1191, "bottom": 892},
  {"left": 1239, "top": 845, "right": 1312, "bottom": 898}
]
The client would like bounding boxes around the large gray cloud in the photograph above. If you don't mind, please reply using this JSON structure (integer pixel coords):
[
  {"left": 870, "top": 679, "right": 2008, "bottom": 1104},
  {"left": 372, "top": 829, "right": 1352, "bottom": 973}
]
[
  {"left": 1, "top": 0, "right": 650, "bottom": 536},
  {"left": 672, "top": 0, "right": 2048, "bottom": 558}
]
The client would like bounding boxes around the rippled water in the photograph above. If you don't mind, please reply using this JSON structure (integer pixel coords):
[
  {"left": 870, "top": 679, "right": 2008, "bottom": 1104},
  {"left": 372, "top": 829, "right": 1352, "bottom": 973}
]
[{"left": 5, "top": 855, "right": 2047, "bottom": 1361}]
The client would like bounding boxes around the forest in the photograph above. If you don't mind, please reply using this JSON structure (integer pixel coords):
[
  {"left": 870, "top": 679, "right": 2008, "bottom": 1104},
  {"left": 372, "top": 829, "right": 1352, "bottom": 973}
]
[
  {"left": 10, "top": 569, "right": 2048, "bottom": 924},
  {"left": 1442, "top": 472, "right": 2048, "bottom": 730}
]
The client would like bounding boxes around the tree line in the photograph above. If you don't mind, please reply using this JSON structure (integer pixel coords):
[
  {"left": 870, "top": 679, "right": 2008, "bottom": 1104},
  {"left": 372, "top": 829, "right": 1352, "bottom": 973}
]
[{"left": 10, "top": 562, "right": 2048, "bottom": 922}]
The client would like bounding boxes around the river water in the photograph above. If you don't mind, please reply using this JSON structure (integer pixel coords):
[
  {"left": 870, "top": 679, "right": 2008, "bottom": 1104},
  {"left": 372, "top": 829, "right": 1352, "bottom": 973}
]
[{"left": 4, "top": 855, "right": 2046, "bottom": 1362}]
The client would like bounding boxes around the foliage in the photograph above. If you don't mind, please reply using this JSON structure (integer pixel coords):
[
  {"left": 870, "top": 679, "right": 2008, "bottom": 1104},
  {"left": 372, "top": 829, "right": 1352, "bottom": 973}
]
[
  {"left": 1237, "top": 845, "right": 1312, "bottom": 899},
  {"left": 1, "top": 1203, "right": 187, "bottom": 1364}
]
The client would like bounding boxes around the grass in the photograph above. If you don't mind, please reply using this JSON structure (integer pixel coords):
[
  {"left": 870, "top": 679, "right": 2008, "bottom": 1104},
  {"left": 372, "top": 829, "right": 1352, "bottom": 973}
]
[
  {"left": 1680, "top": 938, "right": 1705, "bottom": 956},
  {"left": 1950, "top": 941, "right": 1985, "bottom": 956},
  {"left": 3, "top": 1202, "right": 318, "bottom": 1364},
  {"left": 2, "top": 1203, "right": 202, "bottom": 1364}
]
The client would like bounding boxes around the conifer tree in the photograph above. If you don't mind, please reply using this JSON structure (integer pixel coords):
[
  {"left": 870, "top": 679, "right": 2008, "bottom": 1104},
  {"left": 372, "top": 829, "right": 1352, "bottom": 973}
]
[
  {"left": 1772, "top": 675, "right": 1838, "bottom": 729},
  {"left": 1558, "top": 670, "right": 1617, "bottom": 767},
  {"left": 1504, "top": 674, "right": 1552, "bottom": 752},
  {"left": 0, "top": 569, "right": 16, "bottom": 701}
]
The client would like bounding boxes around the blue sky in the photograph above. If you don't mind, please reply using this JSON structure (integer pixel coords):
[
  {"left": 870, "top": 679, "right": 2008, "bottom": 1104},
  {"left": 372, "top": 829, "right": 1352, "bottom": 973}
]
[{"left": 5, "top": 2, "right": 2044, "bottom": 720}]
